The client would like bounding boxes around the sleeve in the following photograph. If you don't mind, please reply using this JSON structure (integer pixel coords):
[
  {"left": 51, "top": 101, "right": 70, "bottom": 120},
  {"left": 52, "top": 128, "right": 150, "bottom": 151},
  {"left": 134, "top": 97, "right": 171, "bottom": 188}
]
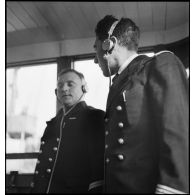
[
  {"left": 87, "top": 110, "right": 105, "bottom": 193},
  {"left": 148, "top": 52, "right": 189, "bottom": 194}
]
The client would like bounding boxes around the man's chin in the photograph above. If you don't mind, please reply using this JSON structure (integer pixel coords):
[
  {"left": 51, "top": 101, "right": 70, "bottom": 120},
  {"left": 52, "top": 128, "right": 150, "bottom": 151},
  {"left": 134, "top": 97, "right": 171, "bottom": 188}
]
[
  {"left": 103, "top": 72, "right": 111, "bottom": 77},
  {"left": 100, "top": 68, "right": 111, "bottom": 77},
  {"left": 102, "top": 69, "right": 115, "bottom": 77},
  {"left": 63, "top": 102, "right": 74, "bottom": 108}
]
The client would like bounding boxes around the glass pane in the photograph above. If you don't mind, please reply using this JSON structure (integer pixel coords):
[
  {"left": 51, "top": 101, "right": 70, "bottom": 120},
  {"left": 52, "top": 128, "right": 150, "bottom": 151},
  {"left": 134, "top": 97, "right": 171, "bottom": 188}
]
[
  {"left": 74, "top": 59, "right": 109, "bottom": 111},
  {"left": 6, "top": 64, "right": 57, "bottom": 154},
  {"left": 6, "top": 159, "right": 37, "bottom": 174},
  {"left": 74, "top": 54, "right": 154, "bottom": 111},
  {"left": 141, "top": 52, "right": 154, "bottom": 57},
  {"left": 186, "top": 67, "right": 189, "bottom": 78}
]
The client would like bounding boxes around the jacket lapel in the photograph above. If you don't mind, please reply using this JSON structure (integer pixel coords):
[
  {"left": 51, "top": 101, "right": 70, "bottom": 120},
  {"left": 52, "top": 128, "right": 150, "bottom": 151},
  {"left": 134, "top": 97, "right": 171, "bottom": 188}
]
[{"left": 106, "top": 55, "right": 149, "bottom": 110}]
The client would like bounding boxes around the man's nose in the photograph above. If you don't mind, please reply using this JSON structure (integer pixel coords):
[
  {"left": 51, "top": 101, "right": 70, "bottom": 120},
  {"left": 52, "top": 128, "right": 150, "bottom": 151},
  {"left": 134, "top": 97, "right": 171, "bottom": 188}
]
[
  {"left": 94, "top": 55, "right": 98, "bottom": 64},
  {"left": 61, "top": 84, "right": 68, "bottom": 91}
]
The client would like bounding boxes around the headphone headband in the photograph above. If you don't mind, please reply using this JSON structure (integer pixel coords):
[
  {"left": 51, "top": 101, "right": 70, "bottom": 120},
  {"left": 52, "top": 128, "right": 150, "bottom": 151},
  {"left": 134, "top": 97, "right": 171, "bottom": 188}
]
[
  {"left": 108, "top": 20, "right": 119, "bottom": 39},
  {"left": 102, "top": 20, "right": 119, "bottom": 51}
]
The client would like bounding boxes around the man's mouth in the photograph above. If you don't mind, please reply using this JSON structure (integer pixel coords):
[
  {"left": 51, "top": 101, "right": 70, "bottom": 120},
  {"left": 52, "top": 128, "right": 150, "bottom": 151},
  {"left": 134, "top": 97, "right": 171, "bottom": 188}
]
[{"left": 62, "top": 94, "right": 71, "bottom": 98}]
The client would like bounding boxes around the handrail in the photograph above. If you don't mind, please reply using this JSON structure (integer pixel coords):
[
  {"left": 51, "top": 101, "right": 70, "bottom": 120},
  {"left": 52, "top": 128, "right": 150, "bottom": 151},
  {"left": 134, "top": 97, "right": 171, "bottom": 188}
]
[{"left": 6, "top": 152, "right": 39, "bottom": 159}]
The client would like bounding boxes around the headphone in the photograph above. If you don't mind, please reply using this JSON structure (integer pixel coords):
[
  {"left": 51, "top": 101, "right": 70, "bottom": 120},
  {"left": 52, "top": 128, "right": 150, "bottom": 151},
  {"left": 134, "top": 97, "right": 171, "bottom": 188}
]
[
  {"left": 81, "top": 78, "right": 88, "bottom": 93},
  {"left": 55, "top": 69, "right": 88, "bottom": 97},
  {"left": 102, "top": 20, "right": 119, "bottom": 51}
]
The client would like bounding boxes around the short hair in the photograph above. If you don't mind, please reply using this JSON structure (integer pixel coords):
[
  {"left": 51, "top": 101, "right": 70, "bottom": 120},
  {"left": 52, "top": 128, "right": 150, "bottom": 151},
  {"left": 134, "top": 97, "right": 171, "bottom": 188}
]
[
  {"left": 58, "top": 69, "right": 85, "bottom": 81},
  {"left": 57, "top": 69, "right": 88, "bottom": 93},
  {"left": 95, "top": 15, "right": 140, "bottom": 51}
]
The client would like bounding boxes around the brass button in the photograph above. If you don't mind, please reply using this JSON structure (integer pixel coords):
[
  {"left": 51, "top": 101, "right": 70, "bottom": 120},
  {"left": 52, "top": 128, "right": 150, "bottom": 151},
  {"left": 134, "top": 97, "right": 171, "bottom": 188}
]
[
  {"left": 48, "top": 158, "right": 53, "bottom": 162},
  {"left": 105, "top": 131, "right": 109, "bottom": 135},
  {"left": 118, "top": 122, "right": 124, "bottom": 128},
  {"left": 35, "top": 170, "right": 39, "bottom": 174},
  {"left": 117, "top": 154, "right": 124, "bottom": 160},
  {"left": 30, "top": 182, "right": 34, "bottom": 188},
  {"left": 105, "top": 118, "right": 109, "bottom": 122},
  {"left": 56, "top": 138, "right": 60, "bottom": 142},
  {"left": 118, "top": 138, "right": 124, "bottom": 144},
  {"left": 41, "top": 141, "right": 45, "bottom": 145},
  {"left": 116, "top": 105, "right": 122, "bottom": 111},
  {"left": 53, "top": 147, "right": 58, "bottom": 151},
  {"left": 106, "top": 158, "right": 110, "bottom": 163},
  {"left": 105, "top": 144, "right": 108, "bottom": 149},
  {"left": 46, "top": 169, "right": 51, "bottom": 173}
]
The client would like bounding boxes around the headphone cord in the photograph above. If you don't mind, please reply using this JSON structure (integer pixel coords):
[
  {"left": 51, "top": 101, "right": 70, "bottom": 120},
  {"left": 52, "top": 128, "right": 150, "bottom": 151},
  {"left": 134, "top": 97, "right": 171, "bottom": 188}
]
[
  {"left": 106, "top": 51, "right": 112, "bottom": 89},
  {"left": 46, "top": 92, "right": 85, "bottom": 193},
  {"left": 108, "top": 65, "right": 111, "bottom": 89}
]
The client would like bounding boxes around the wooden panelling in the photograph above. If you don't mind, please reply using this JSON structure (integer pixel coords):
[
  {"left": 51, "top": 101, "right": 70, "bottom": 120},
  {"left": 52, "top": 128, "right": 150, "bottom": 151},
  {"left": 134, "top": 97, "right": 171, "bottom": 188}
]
[
  {"left": 34, "top": 2, "right": 62, "bottom": 39},
  {"left": 78, "top": 2, "right": 102, "bottom": 31},
  {"left": 151, "top": 2, "right": 166, "bottom": 31},
  {"left": 166, "top": 2, "right": 189, "bottom": 29},
  {"left": 122, "top": 2, "right": 140, "bottom": 27},
  {"left": 138, "top": 2, "right": 153, "bottom": 31},
  {"left": 7, "top": 2, "right": 37, "bottom": 29},
  {"left": 19, "top": 2, "right": 48, "bottom": 27},
  {"left": 7, "top": 22, "right": 15, "bottom": 32},
  {"left": 7, "top": 7, "right": 26, "bottom": 30},
  {"left": 6, "top": 2, "right": 189, "bottom": 48},
  {"left": 61, "top": 3, "right": 92, "bottom": 37},
  {"left": 93, "top": 2, "right": 113, "bottom": 19},
  {"left": 107, "top": 2, "right": 124, "bottom": 19}
]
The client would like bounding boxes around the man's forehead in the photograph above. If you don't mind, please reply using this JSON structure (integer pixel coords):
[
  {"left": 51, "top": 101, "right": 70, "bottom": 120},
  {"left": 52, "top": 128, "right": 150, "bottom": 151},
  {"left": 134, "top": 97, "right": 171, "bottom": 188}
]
[{"left": 58, "top": 72, "right": 81, "bottom": 81}]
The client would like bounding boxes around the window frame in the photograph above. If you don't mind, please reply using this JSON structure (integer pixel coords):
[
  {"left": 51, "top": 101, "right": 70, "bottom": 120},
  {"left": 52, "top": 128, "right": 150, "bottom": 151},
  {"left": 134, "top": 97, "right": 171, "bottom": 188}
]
[
  {"left": 6, "top": 46, "right": 155, "bottom": 171},
  {"left": 6, "top": 59, "right": 58, "bottom": 166}
]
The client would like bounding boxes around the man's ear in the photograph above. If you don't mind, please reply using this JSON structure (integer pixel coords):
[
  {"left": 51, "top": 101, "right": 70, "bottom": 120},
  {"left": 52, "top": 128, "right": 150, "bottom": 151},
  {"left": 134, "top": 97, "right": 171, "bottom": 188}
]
[
  {"left": 110, "top": 36, "right": 118, "bottom": 45},
  {"left": 55, "top": 89, "right": 57, "bottom": 96}
]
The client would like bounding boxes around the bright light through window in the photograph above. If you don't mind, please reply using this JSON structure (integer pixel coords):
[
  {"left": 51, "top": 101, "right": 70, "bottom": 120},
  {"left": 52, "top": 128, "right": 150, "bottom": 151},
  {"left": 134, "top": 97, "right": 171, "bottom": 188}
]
[
  {"left": 74, "top": 59, "right": 109, "bottom": 111},
  {"left": 6, "top": 64, "right": 57, "bottom": 173},
  {"left": 141, "top": 52, "right": 154, "bottom": 57}
]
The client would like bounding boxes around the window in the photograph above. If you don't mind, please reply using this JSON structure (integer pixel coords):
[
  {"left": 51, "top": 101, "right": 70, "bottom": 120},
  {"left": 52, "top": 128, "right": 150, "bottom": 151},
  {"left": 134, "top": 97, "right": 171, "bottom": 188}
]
[
  {"left": 6, "top": 63, "right": 57, "bottom": 173},
  {"left": 74, "top": 59, "right": 109, "bottom": 111},
  {"left": 142, "top": 52, "right": 154, "bottom": 57},
  {"left": 74, "top": 53, "right": 154, "bottom": 111},
  {"left": 186, "top": 67, "right": 189, "bottom": 79},
  {"left": 140, "top": 51, "right": 154, "bottom": 57}
]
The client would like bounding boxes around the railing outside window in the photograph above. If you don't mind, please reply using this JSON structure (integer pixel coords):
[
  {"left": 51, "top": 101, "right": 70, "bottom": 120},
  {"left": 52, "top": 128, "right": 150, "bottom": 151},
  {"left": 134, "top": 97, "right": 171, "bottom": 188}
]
[{"left": 6, "top": 63, "right": 57, "bottom": 173}]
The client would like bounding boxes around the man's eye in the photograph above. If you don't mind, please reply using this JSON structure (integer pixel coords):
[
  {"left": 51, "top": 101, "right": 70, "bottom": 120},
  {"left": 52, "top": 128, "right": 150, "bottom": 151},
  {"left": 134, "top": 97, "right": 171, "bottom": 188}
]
[
  {"left": 58, "top": 83, "right": 63, "bottom": 88},
  {"left": 68, "top": 83, "right": 74, "bottom": 87}
]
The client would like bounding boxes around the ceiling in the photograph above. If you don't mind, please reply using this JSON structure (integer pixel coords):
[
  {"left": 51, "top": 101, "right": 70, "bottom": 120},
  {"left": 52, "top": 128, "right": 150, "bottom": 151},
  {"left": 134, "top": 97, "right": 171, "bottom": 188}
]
[{"left": 7, "top": 1, "right": 189, "bottom": 48}]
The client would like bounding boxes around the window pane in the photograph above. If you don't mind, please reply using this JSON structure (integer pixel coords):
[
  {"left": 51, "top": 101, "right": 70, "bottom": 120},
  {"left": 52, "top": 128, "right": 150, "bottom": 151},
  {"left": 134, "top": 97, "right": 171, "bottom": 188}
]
[
  {"left": 6, "top": 64, "right": 57, "bottom": 154},
  {"left": 6, "top": 159, "right": 37, "bottom": 174},
  {"left": 74, "top": 54, "right": 154, "bottom": 111},
  {"left": 140, "top": 52, "right": 154, "bottom": 57},
  {"left": 74, "top": 59, "right": 109, "bottom": 111}
]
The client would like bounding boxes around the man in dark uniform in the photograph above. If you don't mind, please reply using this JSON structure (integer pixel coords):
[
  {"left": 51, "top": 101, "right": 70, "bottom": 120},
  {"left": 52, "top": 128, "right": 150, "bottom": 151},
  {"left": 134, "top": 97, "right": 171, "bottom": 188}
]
[
  {"left": 94, "top": 15, "right": 189, "bottom": 194},
  {"left": 31, "top": 69, "right": 105, "bottom": 193}
]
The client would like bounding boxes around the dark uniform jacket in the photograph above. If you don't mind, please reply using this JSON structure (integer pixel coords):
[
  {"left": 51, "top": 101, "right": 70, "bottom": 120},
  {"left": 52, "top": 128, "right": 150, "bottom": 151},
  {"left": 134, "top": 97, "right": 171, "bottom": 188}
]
[
  {"left": 31, "top": 101, "right": 105, "bottom": 193},
  {"left": 104, "top": 51, "right": 189, "bottom": 193}
]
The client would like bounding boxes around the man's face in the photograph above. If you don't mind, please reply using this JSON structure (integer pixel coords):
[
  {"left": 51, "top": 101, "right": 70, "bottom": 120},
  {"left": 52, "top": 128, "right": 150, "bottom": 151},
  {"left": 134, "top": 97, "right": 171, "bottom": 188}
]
[
  {"left": 56, "top": 72, "right": 83, "bottom": 108},
  {"left": 94, "top": 37, "right": 118, "bottom": 77}
]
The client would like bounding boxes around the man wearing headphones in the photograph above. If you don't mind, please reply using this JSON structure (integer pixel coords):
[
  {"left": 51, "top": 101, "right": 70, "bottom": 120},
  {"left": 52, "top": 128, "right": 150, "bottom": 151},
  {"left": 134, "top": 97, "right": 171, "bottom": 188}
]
[
  {"left": 94, "top": 15, "right": 189, "bottom": 193},
  {"left": 31, "top": 69, "right": 105, "bottom": 193}
]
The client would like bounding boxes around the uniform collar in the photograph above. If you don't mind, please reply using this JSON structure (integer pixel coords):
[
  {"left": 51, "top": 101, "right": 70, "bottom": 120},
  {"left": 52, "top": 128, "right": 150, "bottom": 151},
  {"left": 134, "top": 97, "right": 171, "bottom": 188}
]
[
  {"left": 62, "top": 101, "right": 87, "bottom": 117},
  {"left": 118, "top": 53, "right": 139, "bottom": 74}
]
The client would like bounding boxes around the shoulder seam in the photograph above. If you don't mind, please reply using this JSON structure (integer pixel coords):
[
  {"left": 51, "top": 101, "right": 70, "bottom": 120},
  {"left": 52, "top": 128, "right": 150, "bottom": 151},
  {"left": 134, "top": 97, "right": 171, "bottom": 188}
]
[{"left": 155, "top": 50, "right": 174, "bottom": 56}]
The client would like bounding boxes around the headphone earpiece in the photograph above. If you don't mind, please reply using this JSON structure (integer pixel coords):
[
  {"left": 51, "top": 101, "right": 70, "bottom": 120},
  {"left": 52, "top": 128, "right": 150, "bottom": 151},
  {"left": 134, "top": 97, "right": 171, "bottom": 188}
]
[
  {"left": 102, "top": 36, "right": 117, "bottom": 51},
  {"left": 81, "top": 78, "right": 88, "bottom": 93},
  {"left": 102, "top": 20, "right": 119, "bottom": 51},
  {"left": 82, "top": 85, "right": 88, "bottom": 93}
]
